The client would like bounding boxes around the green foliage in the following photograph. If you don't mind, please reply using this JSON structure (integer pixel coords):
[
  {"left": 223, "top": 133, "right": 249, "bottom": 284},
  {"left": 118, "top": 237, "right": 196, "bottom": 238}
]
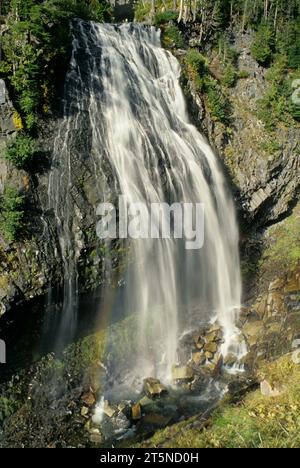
[
  {"left": 0, "top": 396, "right": 20, "bottom": 422},
  {"left": 251, "top": 24, "right": 275, "bottom": 65},
  {"left": 237, "top": 70, "right": 250, "bottom": 79},
  {"left": 262, "top": 139, "right": 281, "bottom": 155},
  {"left": 204, "top": 77, "right": 232, "bottom": 124},
  {"left": 162, "top": 24, "right": 184, "bottom": 49},
  {"left": 221, "top": 64, "right": 237, "bottom": 88},
  {"left": 184, "top": 50, "right": 231, "bottom": 125},
  {"left": 256, "top": 56, "right": 299, "bottom": 129},
  {"left": 184, "top": 50, "right": 208, "bottom": 90},
  {"left": 0, "top": 0, "right": 111, "bottom": 130},
  {"left": 277, "top": 20, "right": 300, "bottom": 69},
  {"left": 0, "top": 187, "right": 25, "bottom": 242},
  {"left": 262, "top": 203, "right": 300, "bottom": 268},
  {"left": 154, "top": 10, "right": 178, "bottom": 26},
  {"left": 134, "top": 0, "right": 151, "bottom": 22},
  {"left": 5, "top": 135, "right": 37, "bottom": 169}
]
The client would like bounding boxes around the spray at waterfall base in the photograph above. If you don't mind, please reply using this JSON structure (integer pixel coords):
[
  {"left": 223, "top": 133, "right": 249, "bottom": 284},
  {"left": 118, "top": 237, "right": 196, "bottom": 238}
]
[
  {"left": 95, "top": 195, "right": 247, "bottom": 375},
  {"left": 93, "top": 197, "right": 247, "bottom": 433}
]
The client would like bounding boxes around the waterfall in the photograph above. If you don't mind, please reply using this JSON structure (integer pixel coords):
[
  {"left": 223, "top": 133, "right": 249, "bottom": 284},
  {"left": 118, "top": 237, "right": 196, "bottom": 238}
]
[{"left": 48, "top": 20, "right": 243, "bottom": 384}]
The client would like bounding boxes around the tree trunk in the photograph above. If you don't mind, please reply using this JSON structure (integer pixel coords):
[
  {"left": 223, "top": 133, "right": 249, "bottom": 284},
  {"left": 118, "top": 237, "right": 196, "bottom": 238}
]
[
  {"left": 264, "top": 0, "right": 269, "bottom": 20},
  {"left": 178, "top": 0, "right": 184, "bottom": 23},
  {"left": 192, "top": 0, "right": 197, "bottom": 22}
]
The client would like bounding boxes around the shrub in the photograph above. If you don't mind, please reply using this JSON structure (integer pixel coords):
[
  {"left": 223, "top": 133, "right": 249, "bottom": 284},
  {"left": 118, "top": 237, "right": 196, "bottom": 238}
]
[
  {"left": 237, "top": 70, "right": 250, "bottom": 79},
  {"left": 251, "top": 24, "right": 275, "bottom": 65},
  {"left": 5, "top": 135, "right": 37, "bottom": 169},
  {"left": 184, "top": 50, "right": 208, "bottom": 90},
  {"left": 221, "top": 64, "right": 237, "bottom": 88},
  {"left": 162, "top": 25, "right": 184, "bottom": 49},
  {"left": 184, "top": 50, "right": 232, "bottom": 125},
  {"left": 134, "top": 0, "right": 151, "bottom": 22},
  {"left": 12, "top": 112, "right": 23, "bottom": 131},
  {"left": 0, "top": 187, "right": 25, "bottom": 242},
  {"left": 154, "top": 10, "right": 178, "bottom": 26},
  {"left": 256, "top": 55, "right": 299, "bottom": 129},
  {"left": 204, "top": 77, "right": 232, "bottom": 125}
]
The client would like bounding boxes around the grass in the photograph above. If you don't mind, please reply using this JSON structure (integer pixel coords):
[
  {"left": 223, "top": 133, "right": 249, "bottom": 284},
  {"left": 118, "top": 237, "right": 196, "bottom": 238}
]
[
  {"left": 128, "top": 354, "right": 300, "bottom": 448},
  {"left": 261, "top": 202, "right": 300, "bottom": 270}
]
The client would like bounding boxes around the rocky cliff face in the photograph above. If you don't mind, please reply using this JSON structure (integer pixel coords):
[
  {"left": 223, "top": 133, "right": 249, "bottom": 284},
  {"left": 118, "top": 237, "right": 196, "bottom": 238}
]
[
  {"left": 0, "top": 81, "right": 59, "bottom": 316},
  {"left": 0, "top": 29, "right": 299, "bottom": 365},
  {"left": 186, "top": 31, "right": 300, "bottom": 365},
  {"left": 187, "top": 32, "right": 299, "bottom": 232}
]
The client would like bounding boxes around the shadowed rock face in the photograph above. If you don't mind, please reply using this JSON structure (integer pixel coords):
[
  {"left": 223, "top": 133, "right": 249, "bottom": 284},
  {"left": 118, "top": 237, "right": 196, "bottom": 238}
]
[{"left": 109, "top": 0, "right": 135, "bottom": 22}]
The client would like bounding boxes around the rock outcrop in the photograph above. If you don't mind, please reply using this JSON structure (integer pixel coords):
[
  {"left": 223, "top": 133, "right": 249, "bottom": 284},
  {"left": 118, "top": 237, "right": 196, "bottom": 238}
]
[{"left": 187, "top": 32, "right": 299, "bottom": 232}]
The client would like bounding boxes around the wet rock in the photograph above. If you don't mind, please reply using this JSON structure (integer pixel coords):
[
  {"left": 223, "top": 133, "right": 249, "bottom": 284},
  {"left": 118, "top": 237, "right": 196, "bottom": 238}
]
[
  {"left": 90, "top": 432, "right": 103, "bottom": 445},
  {"left": 240, "top": 352, "right": 256, "bottom": 371},
  {"left": 81, "top": 406, "right": 89, "bottom": 418},
  {"left": 191, "top": 351, "right": 206, "bottom": 366},
  {"left": 228, "top": 377, "right": 258, "bottom": 401},
  {"left": 81, "top": 391, "right": 96, "bottom": 407},
  {"left": 114, "top": 413, "right": 131, "bottom": 431},
  {"left": 141, "top": 413, "right": 172, "bottom": 427},
  {"left": 205, "top": 329, "right": 222, "bottom": 343},
  {"left": 143, "top": 378, "right": 168, "bottom": 399},
  {"left": 204, "top": 342, "right": 218, "bottom": 354},
  {"left": 131, "top": 403, "right": 142, "bottom": 421},
  {"left": 224, "top": 353, "right": 239, "bottom": 367},
  {"left": 204, "top": 351, "right": 214, "bottom": 360},
  {"left": 207, "top": 323, "right": 222, "bottom": 334},
  {"left": 139, "top": 396, "right": 153, "bottom": 408},
  {"left": 117, "top": 401, "right": 131, "bottom": 417},
  {"left": 103, "top": 400, "right": 118, "bottom": 418},
  {"left": 212, "top": 355, "right": 224, "bottom": 379},
  {"left": 172, "top": 365, "right": 194, "bottom": 382},
  {"left": 193, "top": 334, "right": 205, "bottom": 350}
]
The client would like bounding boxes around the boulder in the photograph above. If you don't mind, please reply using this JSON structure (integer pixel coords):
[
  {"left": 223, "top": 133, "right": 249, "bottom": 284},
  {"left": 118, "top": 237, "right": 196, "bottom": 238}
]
[
  {"left": 204, "top": 342, "right": 218, "bottom": 354},
  {"left": 212, "top": 355, "right": 224, "bottom": 379},
  {"left": 172, "top": 365, "right": 194, "bottom": 381},
  {"left": 131, "top": 403, "right": 142, "bottom": 421},
  {"left": 139, "top": 396, "right": 153, "bottom": 407},
  {"left": 260, "top": 380, "right": 287, "bottom": 397},
  {"left": 205, "top": 351, "right": 214, "bottom": 360},
  {"left": 142, "top": 413, "right": 172, "bottom": 427},
  {"left": 224, "top": 353, "right": 239, "bottom": 367},
  {"left": 205, "top": 329, "right": 222, "bottom": 343},
  {"left": 81, "top": 391, "right": 96, "bottom": 407},
  {"left": 80, "top": 406, "right": 89, "bottom": 418},
  {"left": 192, "top": 352, "right": 206, "bottom": 366},
  {"left": 193, "top": 334, "right": 205, "bottom": 350},
  {"left": 143, "top": 378, "right": 168, "bottom": 399},
  {"left": 103, "top": 400, "right": 118, "bottom": 418}
]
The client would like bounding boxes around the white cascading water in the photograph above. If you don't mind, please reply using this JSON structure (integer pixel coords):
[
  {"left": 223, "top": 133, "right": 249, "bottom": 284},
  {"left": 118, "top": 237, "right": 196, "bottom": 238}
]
[{"left": 48, "top": 20, "right": 245, "bottom": 384}]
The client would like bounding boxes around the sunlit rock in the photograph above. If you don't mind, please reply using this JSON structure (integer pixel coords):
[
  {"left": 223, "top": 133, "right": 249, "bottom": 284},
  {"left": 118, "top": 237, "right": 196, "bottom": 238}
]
[
  {"left": 143, "top": 378, "right": 168, "bottom": 399},
  {"left": 172, "top": 365, "right": 194, "bottom": 382}
]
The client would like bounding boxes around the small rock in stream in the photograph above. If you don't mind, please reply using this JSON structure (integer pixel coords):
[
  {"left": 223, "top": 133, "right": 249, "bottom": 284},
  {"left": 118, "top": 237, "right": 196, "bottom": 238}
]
[
  {"left": 172, "top": 365, "right": 194, "bottom": 382},
  {"left": 131, "top": 403, "right": 142, "bottom": 421},
  {"left": 103, "top": 400, "right": 118, "bottom": 418},
  {"left": 143, "top": 378, "right": 168, "bottom": 399}
]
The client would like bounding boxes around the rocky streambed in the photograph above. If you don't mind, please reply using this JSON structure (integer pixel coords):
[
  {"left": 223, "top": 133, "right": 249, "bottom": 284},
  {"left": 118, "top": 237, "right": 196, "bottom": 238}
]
[{"left": 0, "top": 307, "right": 256, "bottom": 448}]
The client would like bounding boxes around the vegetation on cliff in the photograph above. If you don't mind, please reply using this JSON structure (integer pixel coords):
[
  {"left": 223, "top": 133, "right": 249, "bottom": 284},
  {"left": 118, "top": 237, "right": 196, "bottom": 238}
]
[
  {"left": 137, "top": 0, "right": 300, "bottom": 129},
  {"left": 0, "top": 186, "right": 25, "bottom": 241},
  {"left": 0, "top": 0, "right": 111, "bottom": 132}
]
